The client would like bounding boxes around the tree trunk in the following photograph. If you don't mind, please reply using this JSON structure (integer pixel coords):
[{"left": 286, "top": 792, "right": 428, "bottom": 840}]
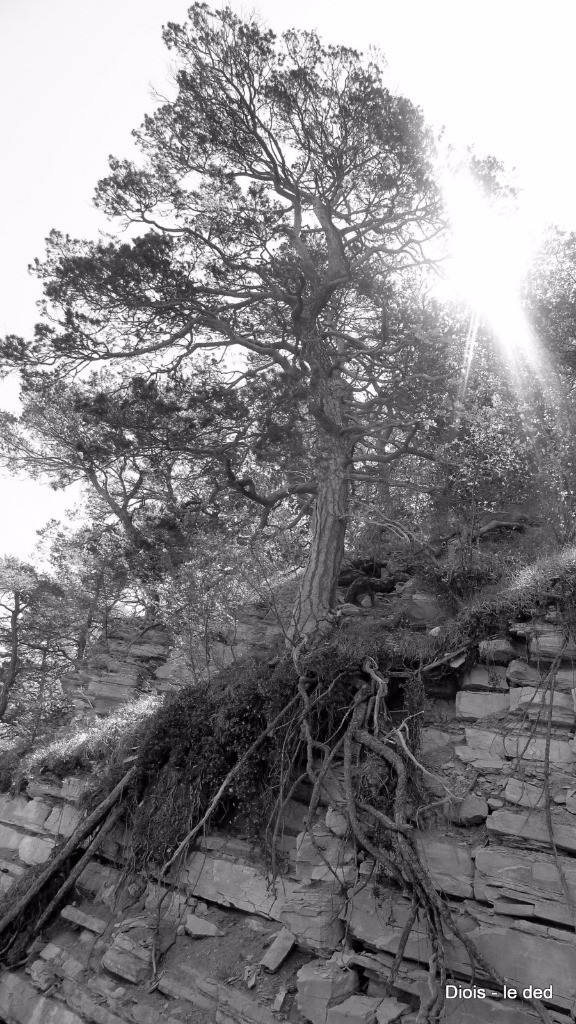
[
  {"left": 290, "top": 439, "right": 351, "bottom": 641},
  {"left": 289, "top": 321, "right": 353, "bottom": 642},
  {"left": 0, "top": 592, "right": 20, "bottom": 722},
  {"left": 76, "top": 572, "right": 104, "bottom": 661}
]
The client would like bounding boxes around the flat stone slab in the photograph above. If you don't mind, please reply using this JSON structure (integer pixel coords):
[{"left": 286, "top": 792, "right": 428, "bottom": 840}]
[
  {"left": 509, "top": 687, "right": 575, "bottom": 726},
  {"left": 375, "top": 999, "right": 407, "bottom": 1023},
  {"left": 184, "top": 845, "right": 345, "bottom": 953},
  {"left": 474, "top": 845, "right": 576, "bottom": 927},
  {"left": 504, "top": 777, "right": 546, "bottom": 809},
  {"left": 468, "top": 920, "right": 576, "bottom": 1011},
  {"left": 102, "top": 947, "right": 151, "bottom": 984},
  {"left": 259, "top": 927, "right": 295, "bottom": 972},
  {"left": 344, "top": 885, "right": 469, "bottom": 973},
  {"left": 455, "top": 746, "right": 505, "bottom": 770},
  {"left": 507, "top": 659, "right": 576, "bottom": 695},
  {"left": 415, "top": 833, "right": 474, "bottom": 898},
  {"left": 456, "top": 691, "right": 509, "bottom": 720},
  {"left": 464, "top": 728, "right": 574, "bottom": 765},
  {"left": 327, "top": 995, "right": 382, "bottom": 1024},
  {"left": 0, "top": 974, "right": 84, "bottom": 1024},
  {"left": 45, "top": 804, "right": 83, "bottom": 837},
  {"left": 528, "top": 629, "right": 576, "bottom": 662},
  {"left": 460, "top": 665, "right": 508, "bottom": 692},
  {"left": 0, "top": 795, "right": 51, "bottom": 832},
  {"left": 443, "top": 991, "right": 569, "bottom": 1022},
  {"left": 61, "top": 905, "right": 107, "bottom": 933},
  {"left": 159, "top": 964, "right": 277, "bottom": 1024},
  {"left": 487, "top": 808, "right": 576, "bottom": 854}
]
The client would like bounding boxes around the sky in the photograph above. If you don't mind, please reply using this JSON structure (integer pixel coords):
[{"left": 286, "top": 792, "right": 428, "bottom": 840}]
[{"left": 1, "top": 0, "right": 576, "bottom": 561}]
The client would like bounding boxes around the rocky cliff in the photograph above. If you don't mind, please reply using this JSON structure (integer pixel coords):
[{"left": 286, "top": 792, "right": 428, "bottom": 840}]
[{"left": 1, "top": 589, "right": 576, "bottom": 1023}]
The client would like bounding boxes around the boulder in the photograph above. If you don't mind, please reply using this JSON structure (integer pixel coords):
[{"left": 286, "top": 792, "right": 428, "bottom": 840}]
[
  {"left": 444, "top": 793, "right": 488, "bottom": 826},
  {"left": 506, "top": 659, "right": 542, "bottom": 686},
  {"left": 478, "top": 639, "right": 516, "bottom": 665},
  {"left": 27, "top": 957, "right": 59, "bottom": 990},
  {"left": 296, "top": 959, "right": 359, "bottom": 1024},
  {"left": 19, "top": 834, "right": 55, "bottom": 865},
  {"left": 185, "top": 913, "right": 224, "bottom": 938},
  {"left": 279, "top": 884, "right": 345, "bottom": 952},
  {"left": 403, "top": 592, "right": 444, "bottom": 626},
  {"left": 102, "top": 943, "right": 151, "bottom": 984}
]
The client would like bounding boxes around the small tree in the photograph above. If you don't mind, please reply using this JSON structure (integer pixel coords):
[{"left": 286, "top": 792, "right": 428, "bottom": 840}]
[{"left": 0, "top": 558, "right": 70, "bottom": 740}]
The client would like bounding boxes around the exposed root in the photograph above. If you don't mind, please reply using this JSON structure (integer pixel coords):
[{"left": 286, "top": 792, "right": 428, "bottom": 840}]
[{"left": 0, "top": 767, "right": 135, "bottom": 965}]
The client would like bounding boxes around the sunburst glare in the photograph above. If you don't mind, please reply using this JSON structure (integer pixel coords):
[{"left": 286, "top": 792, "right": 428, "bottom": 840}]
[{"left": 440, "top": 170, "right": 544, "bottom": 386}]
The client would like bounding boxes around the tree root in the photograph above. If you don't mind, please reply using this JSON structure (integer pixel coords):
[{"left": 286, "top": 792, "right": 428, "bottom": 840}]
[{"left": 0, "top": 766, "right": 135, "bottom": 965}]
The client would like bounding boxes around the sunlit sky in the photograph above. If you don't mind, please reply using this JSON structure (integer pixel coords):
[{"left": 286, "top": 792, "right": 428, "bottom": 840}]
[{"left": 1, "top": 0, "right": 576, "bottom": 561}]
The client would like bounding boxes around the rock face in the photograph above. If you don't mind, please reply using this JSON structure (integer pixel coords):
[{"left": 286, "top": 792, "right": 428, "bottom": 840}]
[
  {"left": 3, "top": 608, "right": 576, "bottom": 1023},
  {"left": 61, "top": 619, "right": 171, "bottom": 715}
]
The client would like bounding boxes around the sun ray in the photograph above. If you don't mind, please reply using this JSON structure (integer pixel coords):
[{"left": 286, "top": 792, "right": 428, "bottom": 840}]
[{"left": 439, "top": 168, "right": 549, "bottom": 397}]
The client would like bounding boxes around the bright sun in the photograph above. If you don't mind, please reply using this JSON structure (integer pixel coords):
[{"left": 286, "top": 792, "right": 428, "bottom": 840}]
[{"left": 439, "top": 170, "right": 543, "bottom": 378}]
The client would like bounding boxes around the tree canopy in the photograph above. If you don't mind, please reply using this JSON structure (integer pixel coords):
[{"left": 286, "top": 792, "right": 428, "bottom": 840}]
[{"left": 1, "top": 3, "right": 575, "bottom": 650}]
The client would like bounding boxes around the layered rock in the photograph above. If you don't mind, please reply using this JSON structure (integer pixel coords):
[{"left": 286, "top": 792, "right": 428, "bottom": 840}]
[
  {"left": 61, "top": 620, "right": 171, "bottom": 715},
  {"left": 1, "top": 615, "right": 576, "bottom": 1022}
]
